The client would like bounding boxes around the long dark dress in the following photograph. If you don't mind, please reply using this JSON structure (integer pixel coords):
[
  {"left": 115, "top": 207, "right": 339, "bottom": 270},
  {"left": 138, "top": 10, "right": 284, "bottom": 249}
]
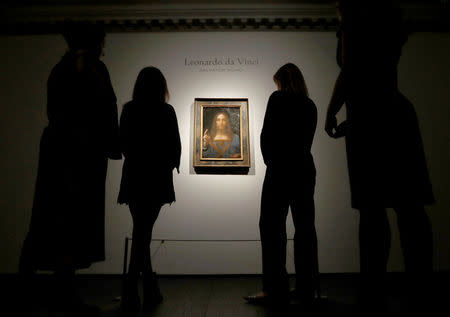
[
  {"left": 259, "top": 90, "right": 319, "bottom": 298},
  {"left": 23, "top": 53, "right": 121, "bottom": 270},
  {"left": 337, "top": 11, "right": 434, "bottom": 209},
  {"left": 117, "top": 100, "right": 181, "bottom": 206}
]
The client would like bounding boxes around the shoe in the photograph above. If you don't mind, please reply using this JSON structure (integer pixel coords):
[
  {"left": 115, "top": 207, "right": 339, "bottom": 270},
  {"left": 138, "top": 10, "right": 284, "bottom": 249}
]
[
  {"left": 289, "top": 288, "right": 297, "bottom": 299},
  {"left": 49, "top": 291, "right": 101, "bottom": 317},
  {"left": 74, "top": 302, "right": 101, "bottom": 317},
  {"left": 244, "top": 292, "right": 289, "bottom": 306},
  {"left": 121, "top": 276, "right": 141, "bottom": 314},
  {"left": 50, "top": 301, "right": 101, "bottom": 317},
  {"left": 244, "top": 293, "right": 269, "bottom": 304},
  {"left": 142, "top": 272, "right": 163, "bottom": 312},
  {"left": 356, "top": 292, "right": 387, "bottom": 313},
  {"left": 143, "top": 295, "right": 163, "bottom": 312},
  {"left": 120, "top": 294, "right": 141, "bottom": 316}
]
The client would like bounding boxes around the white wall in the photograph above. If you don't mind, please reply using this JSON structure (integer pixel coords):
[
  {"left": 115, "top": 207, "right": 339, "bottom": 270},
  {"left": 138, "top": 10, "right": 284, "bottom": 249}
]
[{"left": 0, "top": 31, "right": 449, "bottom": 274}]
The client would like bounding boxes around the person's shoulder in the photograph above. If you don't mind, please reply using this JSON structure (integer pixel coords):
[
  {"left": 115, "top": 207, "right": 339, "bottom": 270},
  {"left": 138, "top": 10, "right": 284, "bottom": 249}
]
[
  {"left": 165, "top": 103, "right": 177, "bottom": 115},
  {"left": 304, "top": 96, "right": 316, "bottom": 106},
  {"left": 48, "top": 55, "right": 73, "bottom": 82},
  {"left": 121, "top": 100, "right": 135, "bottom": 113},
  {"left": 51, "top": 54, "right": 72, "bottom": 72},
  {"left": 96, "top": 60, "right": 110, "bottom": 75},
  {"left": 269, "top": 90, "right": 283, "bottom": 99},
  {"left": 52, "top": 57, "right": 65, "bottom": 71},
  {"left": 48, "top": 63, "right": 62, "bottom": 80},
  {"left": 336, "top": 26, "right": 343, "bottom": 38},
  {"left": 303, "top": 96, "right": 317, "bottom": 113},
  {"left": 268, "top": 90, "right": 283, "bottom": 104}
]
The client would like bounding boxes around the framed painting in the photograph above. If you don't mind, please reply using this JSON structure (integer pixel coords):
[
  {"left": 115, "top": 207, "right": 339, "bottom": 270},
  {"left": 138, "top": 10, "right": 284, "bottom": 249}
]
[{"left": 193, "top": 98, "right": 250, "bottom": 174}]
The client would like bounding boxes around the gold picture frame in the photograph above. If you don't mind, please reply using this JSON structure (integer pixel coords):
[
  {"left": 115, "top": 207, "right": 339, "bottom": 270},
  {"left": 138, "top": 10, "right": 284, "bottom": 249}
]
[{"left": 193, "top": 98, "right": 250, "bottom": 174}]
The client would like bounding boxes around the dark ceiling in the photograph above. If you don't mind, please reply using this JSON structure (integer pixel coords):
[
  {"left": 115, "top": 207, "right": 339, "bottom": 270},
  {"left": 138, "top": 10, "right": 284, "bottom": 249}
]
[
  {"left": 1, "top": 0, "right": 448, "bottom": 34},
  {"left": 1, "top": 0, "right": 445, "bottom": 6}
]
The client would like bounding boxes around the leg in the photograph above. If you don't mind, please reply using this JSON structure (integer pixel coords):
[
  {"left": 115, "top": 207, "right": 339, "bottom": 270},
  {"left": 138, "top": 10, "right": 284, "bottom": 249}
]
[
  {"left": 50, "top": 260, "right": 99, "bottom": 316},
  {"left": 18, "top": 233, "right": 37, "bottom": 312},
  {"left": 141, "top": 203, "right": 164, "bottom": 310},
  {"left": 127, "top": 204, "right": 145, "bottom": 280},
  {"left": 259, "top": 175, "right": 290, "bottom": 298},
  {"left": 290, "top": 181, "right": 319, "bottom": 302},
  {"left": 52, "top": 262, "right": 77, "bottom": 307},
  {"left": 394, "top": 205, "right": 433, "bottom": 275},
  {"left": 141, "top": 204, "right": 161, "bottom": 277},
  {"left": 358, "top": 207, "right": 391, "bottom": 308},
  {"left": 394, "top": 205, "right": 433, "bottom": 310},
  {"left": 128, "top": 201, "right": 161, "bottom": 274},
  {"left": 122, "top": 201, "right": 154, "bottom": 313}
]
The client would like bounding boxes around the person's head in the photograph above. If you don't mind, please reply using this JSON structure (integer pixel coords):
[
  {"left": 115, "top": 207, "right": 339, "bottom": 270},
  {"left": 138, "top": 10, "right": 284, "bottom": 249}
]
[
  {"left": 335, "top": 0, "right": 397, "bottom": 22},
  {"left": 273, "top": 63, "right": 309, "bottom": 96},
  {"left": 335, "top": 1, "right": 357, "bottom": 13},
  {"left": 62, "top": 21, "right": 106, "bottom": 58},
  {"left": 132, "top": 66, "right": 169, "bottom": 104},
  {"left": 209, "top": 111, "right": 232, "bottom": 138}
]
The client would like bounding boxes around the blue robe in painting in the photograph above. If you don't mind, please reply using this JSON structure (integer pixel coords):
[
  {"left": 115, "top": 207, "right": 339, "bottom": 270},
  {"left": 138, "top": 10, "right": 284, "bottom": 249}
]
[{"left": 202, "top": 134, "right": 240, "bottom": 158}]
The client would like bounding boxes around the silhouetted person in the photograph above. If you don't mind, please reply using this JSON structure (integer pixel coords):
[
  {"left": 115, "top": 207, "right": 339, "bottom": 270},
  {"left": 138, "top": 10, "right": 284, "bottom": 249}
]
[
  {"left": 18, "top": 22, "right": 121, "bottom": 315},
  {"left": 245, "top": 63, "right": 319, "bottom": 308},
  {"left": 325, "top": 0, "right": 434, "bottom": 311},
  {"left": 118, "top": 67, "right": 181, "bottom": 314}
]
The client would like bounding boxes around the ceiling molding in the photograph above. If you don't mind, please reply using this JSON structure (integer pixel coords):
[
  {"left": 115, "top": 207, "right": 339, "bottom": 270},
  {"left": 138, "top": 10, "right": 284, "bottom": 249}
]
[{"left": 1, "top": 3, "right": 449, "bottom": 34}]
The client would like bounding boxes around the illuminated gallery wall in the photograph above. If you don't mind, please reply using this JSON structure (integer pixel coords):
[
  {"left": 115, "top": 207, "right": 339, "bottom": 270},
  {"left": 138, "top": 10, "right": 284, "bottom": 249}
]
[{"left": 0, "top": 31, "right": 449, "bottom": 274}]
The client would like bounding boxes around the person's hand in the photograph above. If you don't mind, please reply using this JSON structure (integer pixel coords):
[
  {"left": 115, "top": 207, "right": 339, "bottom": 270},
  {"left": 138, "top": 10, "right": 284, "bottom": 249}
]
[
  {"left": 325, "top": 114, "right": 338, "bottom": 138},
  {"left": 203, "top": 129, "right": 210, "bottom": 148}
]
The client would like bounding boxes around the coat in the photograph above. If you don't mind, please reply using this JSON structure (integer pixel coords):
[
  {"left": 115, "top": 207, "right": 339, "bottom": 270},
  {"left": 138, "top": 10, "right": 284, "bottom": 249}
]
[
  {"left": 118, "top": 100, "right": 181, "bottom": 206},
  {"left": 260, "top": 91, "right": 317, "bottom": 191},
  {"left": 336, "top": 11, "right": 434, "bottom": 208},
  {"left": 24, "top": 53, "right": 121, "bottom": 270}
]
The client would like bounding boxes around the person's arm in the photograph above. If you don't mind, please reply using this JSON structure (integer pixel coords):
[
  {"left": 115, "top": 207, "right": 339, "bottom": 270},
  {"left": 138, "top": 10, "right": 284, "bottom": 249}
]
[
  {"left": 47, "top": 65, "right": 73, "bottom": 131},
  {"left": 326, "top": 21, "right": 353, "bottom": 139},
  {"left": 47, "top": 63, "right": 83, "bottom": 146},
  {"left": 260, "top": 93, "right": 277, "bottom": 166},
  {"left": 119, "top": 104, "right": 131, "bottom": 158},
  {"left": 168, "top": 105, "right": 182, "bottom": 173},
  {"left": 325, "top": 71, "right": 346, "bottom": 138},
  {"left": 46, "top": 67, "right": 59, "bottom": 125},
  {"left": 303, "top": 101, "right": 318, "bottom": 151},
  {"left": 100, "top": 61, "right": 122, "bottom": 160}
]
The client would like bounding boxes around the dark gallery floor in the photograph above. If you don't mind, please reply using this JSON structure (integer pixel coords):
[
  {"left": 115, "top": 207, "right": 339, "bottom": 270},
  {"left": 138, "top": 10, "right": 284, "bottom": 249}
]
[{"left": 1, "top": 273, "right": 449, "bottom": 316}]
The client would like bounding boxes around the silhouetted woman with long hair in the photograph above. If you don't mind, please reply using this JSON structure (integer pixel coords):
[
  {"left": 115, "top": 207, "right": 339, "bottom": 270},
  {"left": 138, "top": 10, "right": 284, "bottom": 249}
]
[
  {"left": 245, "top": 63, "right": 319, "bottom": 307},
  {"left": 325, "top": 0, "right": 434, "bottom": 311},
  {"left": 118, "top": 67, "right": 181, "bottom": 313},
  {"left": 19, "top": 22, "right": 121, "bottom": 315}
]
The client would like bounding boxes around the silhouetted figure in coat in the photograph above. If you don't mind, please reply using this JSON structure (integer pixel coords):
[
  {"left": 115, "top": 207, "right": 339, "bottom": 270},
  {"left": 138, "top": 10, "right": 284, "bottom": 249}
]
[
  {"left": 118, "top": 67, "right": 181, "bottom": 314},
  {"left": 245, "top": 63, "right": 319, "bottom": 308},
  {"left": 325, "top": 0, "right": 434, "bottom": 311},
  {"left": 18, "top": 22, "right": 121, "bottom": 315}
]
